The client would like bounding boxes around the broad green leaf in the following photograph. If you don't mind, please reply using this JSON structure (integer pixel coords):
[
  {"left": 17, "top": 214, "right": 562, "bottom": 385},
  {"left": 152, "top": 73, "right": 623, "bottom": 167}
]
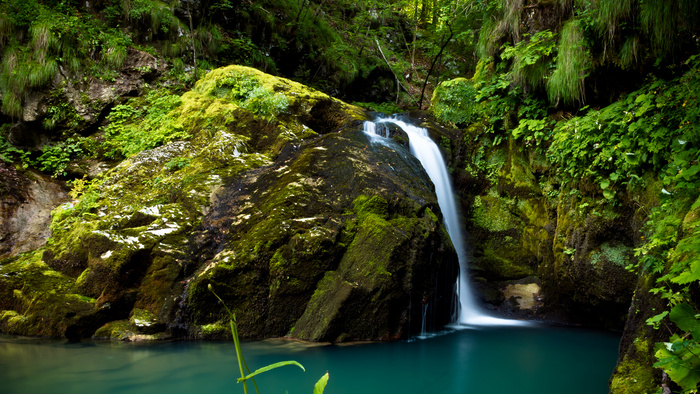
[
  {"left": 679, "top": 164, "right": 700, "bottom": 181},
  {"left": 670, "top": 269, "right": 700, "bottom": 285},
  {"left": 609, "top": 172, "right": 620, "bottom": 181},
  {"left": 238, "top": 361, "right": 305, "bottom": 383},
  {"left": 670, "top": 255, "right": 700, "bottom": 285},
  {"left": 313, "top": 372, "right": 329, "bottom": 394},
  {"left": 624, "top": 153, "right": 639, "bottom": 165},
  {"left": 655, "top": 339, "right": 700, "bottom": 390},
  {"left": 600, "top": 179, "right": 610, "bottom": 189},
  {"left": 669, "top": 303, "right": 700, "bottom": 333},
  {"left": 603, "top": 189, "right": 615, "bottom": 199}
]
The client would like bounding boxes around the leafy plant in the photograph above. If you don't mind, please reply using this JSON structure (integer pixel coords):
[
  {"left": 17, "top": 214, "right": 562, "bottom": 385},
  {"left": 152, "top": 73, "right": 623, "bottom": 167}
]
[
  {"left": 501, "top": 29, "right": 556, "bottom": 91},
  {"left": 164, "top": 157, "right": 190, "bottom": 172},
  {"left": 430, "top": 78, "right": 477, "bottom": 127},
  {"left": 101, "top": 91, "right": 185, "bottom": 159},
  {"left": 35, "top": 137, "right": 83, "bottom": 177},
  {"left": 215, "top": 71, "right": 289, "bottom": 119},
  {"left": 654, "top": 303, "right": 700, "bottom": 391},
  {"left": 0, "top": 131, "right": 29, "bottom": 165},
  {"left": 208, "top": 284, "right": 328, "bottom": 394}
]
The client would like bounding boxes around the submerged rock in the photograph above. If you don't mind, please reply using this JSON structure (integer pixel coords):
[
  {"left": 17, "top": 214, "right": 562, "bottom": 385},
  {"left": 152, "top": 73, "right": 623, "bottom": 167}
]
[{"left": 0, "top": 66, "right": 457, "bottom": 341}]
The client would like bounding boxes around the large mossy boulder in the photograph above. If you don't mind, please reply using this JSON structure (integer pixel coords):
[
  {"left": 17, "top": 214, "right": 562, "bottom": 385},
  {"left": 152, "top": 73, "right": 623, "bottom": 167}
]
[{"left": 0, "top": 66, "right": 457, "bottom": 341}]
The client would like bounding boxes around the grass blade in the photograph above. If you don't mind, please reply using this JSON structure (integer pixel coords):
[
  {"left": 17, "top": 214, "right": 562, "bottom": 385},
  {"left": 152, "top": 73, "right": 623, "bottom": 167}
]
[
  {"left": 238, "top": 361, "right": 305, "bottom": 383},
  {"left": 313, "top": 372, "right": 329, "bottom": 394}
]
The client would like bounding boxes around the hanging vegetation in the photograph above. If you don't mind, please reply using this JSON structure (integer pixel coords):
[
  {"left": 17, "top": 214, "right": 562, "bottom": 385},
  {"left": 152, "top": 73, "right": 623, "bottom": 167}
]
[{"left": 546, "top": 19, "right": 591, "bottom": 106}]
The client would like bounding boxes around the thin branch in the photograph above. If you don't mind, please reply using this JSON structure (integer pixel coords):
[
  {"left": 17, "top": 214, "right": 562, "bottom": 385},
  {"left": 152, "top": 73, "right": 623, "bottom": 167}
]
[
  {"left": 418, "top": 22, "right": 453, "bottom": 109},
  {"left": 375, "top": 39, "right": 414, "bottom": 99}
]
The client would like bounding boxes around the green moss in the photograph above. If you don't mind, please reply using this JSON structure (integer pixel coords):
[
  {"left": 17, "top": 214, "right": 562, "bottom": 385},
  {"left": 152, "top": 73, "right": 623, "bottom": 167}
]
[
  {"left": 129, "top": 308, "right": 159, "bottom": 329},
  {"left": 0, "top": 250, "right": 98, "bottom": 337},
  {"left": 0, "top": 310, "right": 27, "bottom": 329},
  {"left": 199, "top": 321, "right": 230, "bottom": 338},
  {"left": 293, "top": 271, "right": 352, "bottom": 341},
  {"left": 498, "top": 139, "right": 540, "bottom": 196},
  {"left": 472, "top": 192, "right": 522, "bottom": 232},
  {"left": 481, "top": 239, "right": 534, "bottom": 279},
  {"left": 610, "top": 339, "right": 658, "bottom": 394},
  {"left": 75, "top": 268, "right": 90, "bottom": 287},
  {"left": 93, "top": 320, "right": 132, "bottom": 340},
  {"left": 353, "top": 195, "right": 389, "bottom": 218}
]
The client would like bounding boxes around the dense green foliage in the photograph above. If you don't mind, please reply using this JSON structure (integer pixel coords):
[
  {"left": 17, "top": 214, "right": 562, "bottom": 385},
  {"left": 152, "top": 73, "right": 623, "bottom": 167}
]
[
  {"left": 102, "top": 90, "right": 185, "bottom": 159},
  {"left": 429, "top": 1, "right": 700, "bottom": 391}
]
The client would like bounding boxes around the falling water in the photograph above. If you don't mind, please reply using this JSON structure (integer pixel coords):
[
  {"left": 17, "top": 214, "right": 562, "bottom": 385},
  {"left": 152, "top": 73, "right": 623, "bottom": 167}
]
[{"left": 364, "top": 117, "right": 523, "bottom": 326}]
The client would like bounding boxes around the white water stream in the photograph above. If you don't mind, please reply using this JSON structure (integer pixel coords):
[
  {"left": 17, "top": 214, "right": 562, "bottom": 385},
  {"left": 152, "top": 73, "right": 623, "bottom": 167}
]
[{"left": 364, "top": 118, "right": 524, "bottom": 327}]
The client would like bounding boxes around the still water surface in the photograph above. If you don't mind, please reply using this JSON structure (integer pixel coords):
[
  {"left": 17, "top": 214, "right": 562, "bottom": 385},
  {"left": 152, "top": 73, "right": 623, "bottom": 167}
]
[{"left": 0, "top": 325, "right": 619, "bottom": 394}]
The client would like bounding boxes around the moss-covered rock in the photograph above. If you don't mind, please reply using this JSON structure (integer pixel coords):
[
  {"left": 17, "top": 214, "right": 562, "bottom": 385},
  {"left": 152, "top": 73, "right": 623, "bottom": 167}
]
[
  {"left": 1, "top": 66, "right": 457, "bottom": 342},
  {"left": 183, "top": 126, "right": 457, "bottom": 341},
  {"left": 0, "top": 251, "right": 100, "bottom": 339}
]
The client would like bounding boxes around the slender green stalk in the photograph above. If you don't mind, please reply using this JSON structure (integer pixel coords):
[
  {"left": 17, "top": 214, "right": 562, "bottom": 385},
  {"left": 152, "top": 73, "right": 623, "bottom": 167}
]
[
  {"left": 208, "top": 284, "right": 321, "bottom": 393},
  {"left": 230, "top": 319, "right": 250, "bottom": 394}
]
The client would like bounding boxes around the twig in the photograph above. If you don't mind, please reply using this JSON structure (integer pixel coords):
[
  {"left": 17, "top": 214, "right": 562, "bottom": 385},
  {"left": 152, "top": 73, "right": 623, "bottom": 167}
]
[
  {"left": 418, "top": 22, "right": 453, "bottom": 110},
  {"left": 375, "top": 39, "right": 414, "bottom": 99}
]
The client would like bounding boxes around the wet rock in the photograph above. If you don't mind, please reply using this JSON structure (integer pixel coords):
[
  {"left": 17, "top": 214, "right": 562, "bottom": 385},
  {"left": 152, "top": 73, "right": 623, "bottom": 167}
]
[
  {"left": 444, "top": 118, "right": 637, "bottom": 329},
  {"left": 183, "top": 128, "right": 458, "bottom": 341},
  {"left": 1, "top": 66, "right": 457, "bottom": 342}
]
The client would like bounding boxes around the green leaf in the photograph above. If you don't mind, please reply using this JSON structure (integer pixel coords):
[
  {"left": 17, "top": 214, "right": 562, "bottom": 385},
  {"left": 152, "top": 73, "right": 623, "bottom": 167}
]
[
  {"left": 679, "top": 164, "right": 700, "bottom": 181},
  {"left": 624, "top": 153, "right": 639, "bottom": 165},
  {"left": 634, "top": 94, "right": 647, "bottom": 104},
  {"left": 609, "top": 172, "right": 620, "bottom": 181},
  {"left": 237, "top": 361, "right": 305, "bottom": 383},
  {"left": 646, "top": 311, "right": 669, "bottom": 329},
  {"left": 603, "top": 189, "right": 615, "bottom": 199},
  {"left": 600, "top": 179, "right": 610, "bottom": 189},
  {"left": 655, "top": 338, "right": 700, "bottom": 390},
  {"left": 669, "top": 303, "right": 700, "bottom": 333},
  {"left": 670, "top": 254, "right": 700, "bottom": 285},
  {"left": 313, "top": 372, "right": 329, "bottom": 394}
]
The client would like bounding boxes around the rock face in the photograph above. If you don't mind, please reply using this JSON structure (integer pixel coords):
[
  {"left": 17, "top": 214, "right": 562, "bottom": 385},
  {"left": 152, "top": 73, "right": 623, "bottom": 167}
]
[
  {"left": 0, "top": 66, "right": 457, "bottom": 341},
  {"left": 0, "top": 164, "right": 69, "bottom": 258},
  {"left": 9, "top": 48, "right": 163, "bottom": 149},
  {"left": 427, "top": 118, "right": 638, "bottom": 328}
]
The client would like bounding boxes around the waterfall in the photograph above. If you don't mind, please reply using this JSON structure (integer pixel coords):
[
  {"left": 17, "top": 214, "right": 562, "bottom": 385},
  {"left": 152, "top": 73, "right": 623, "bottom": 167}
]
[{"left": 364, "top": 117, "right": 523, "bottom": 327}]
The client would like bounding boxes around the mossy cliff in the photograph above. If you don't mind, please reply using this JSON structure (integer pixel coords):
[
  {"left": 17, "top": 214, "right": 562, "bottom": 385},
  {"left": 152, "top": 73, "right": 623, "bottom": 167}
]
[
  {"left": 0, "top": 66, "right": 457, "bottom": 341},
  {"left": 398, "top": 113, "right": 634, "bottom": 326},
  {"left": 432, "top": 55, "right": 700, "bottom": 390}
]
